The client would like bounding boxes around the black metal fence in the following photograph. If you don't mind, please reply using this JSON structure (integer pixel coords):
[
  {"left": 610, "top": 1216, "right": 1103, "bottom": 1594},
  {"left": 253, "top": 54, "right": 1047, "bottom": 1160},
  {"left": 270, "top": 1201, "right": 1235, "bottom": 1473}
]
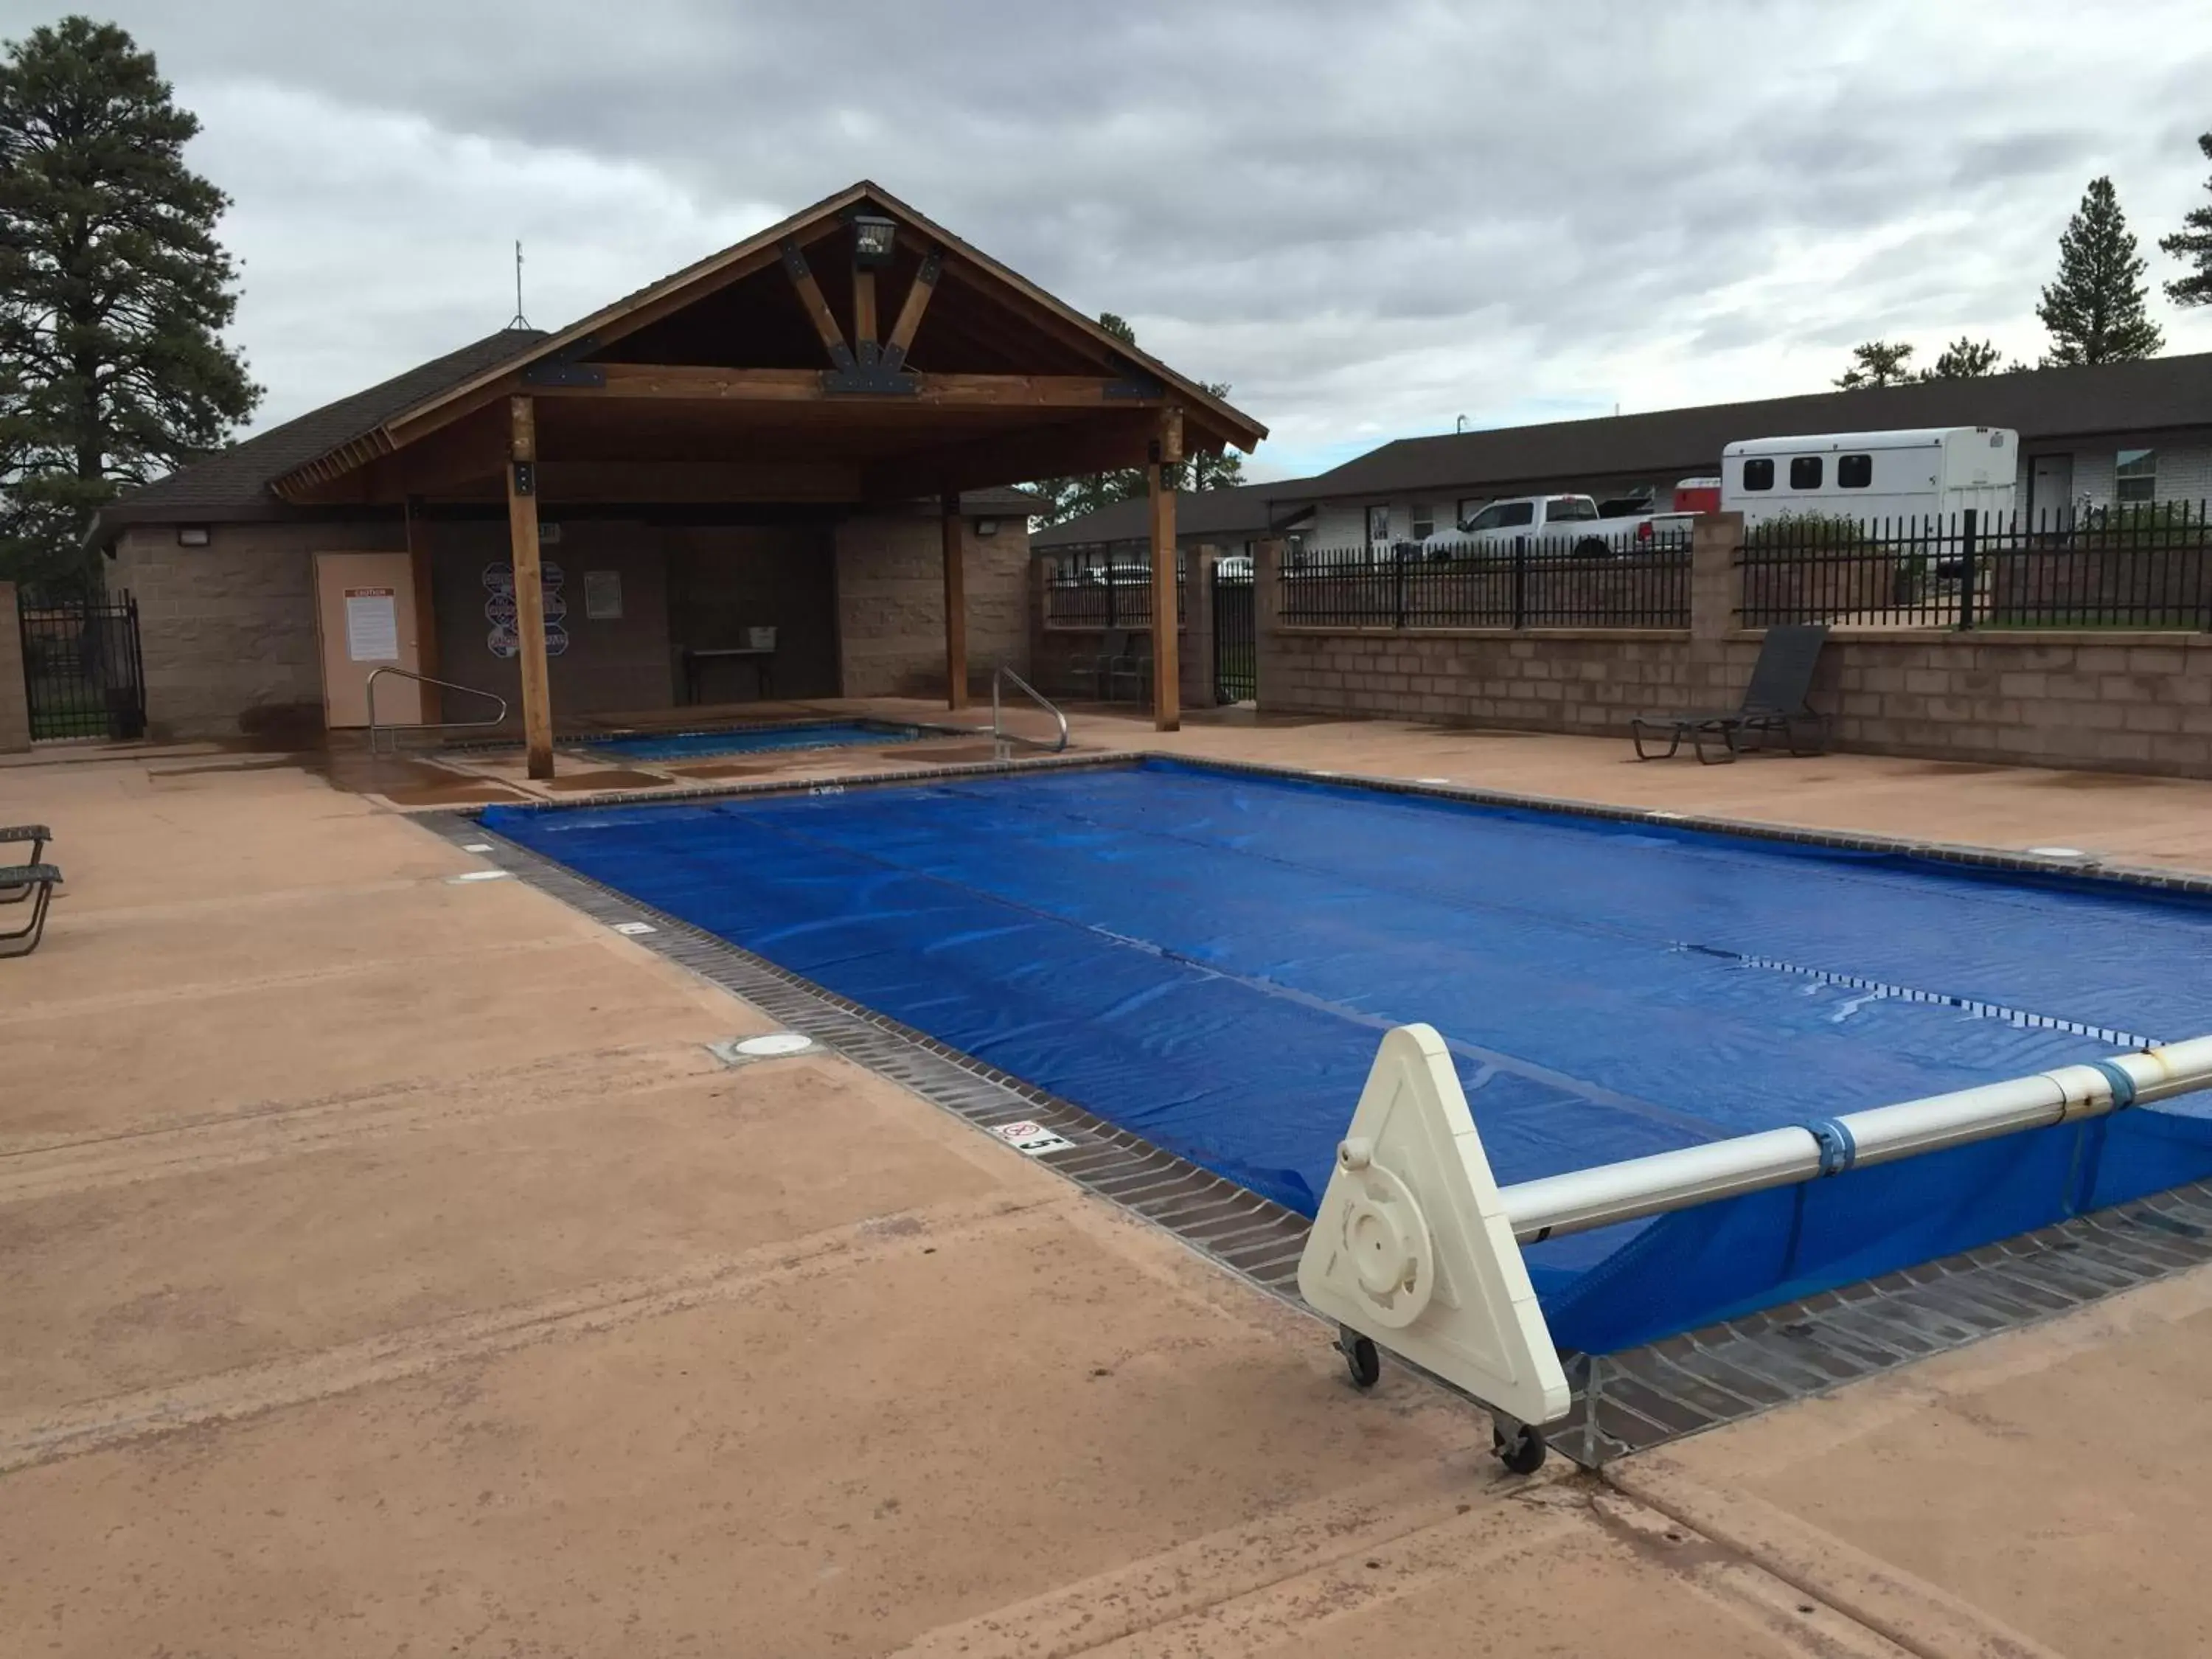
[
  {"left": 1043, "top": 549, "right": 1188, "bottom": 628},
  {"left": 1213, "top": 564, "right": 1256, "bottom": 702},
  {"left": 18, "top": 592, "right": 147, "bottom": 740},
  {"left": 1278, "top": 536, "right": 1692, "bottom": 630},
  {"left": 1737, "top": 503, "right": 2212, "bottom": 630}
]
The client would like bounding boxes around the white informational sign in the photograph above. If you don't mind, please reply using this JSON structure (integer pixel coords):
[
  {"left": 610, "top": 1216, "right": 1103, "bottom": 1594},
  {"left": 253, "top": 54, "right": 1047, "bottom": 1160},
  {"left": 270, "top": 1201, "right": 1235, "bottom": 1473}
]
[
  {"left": 992, "top": 1121, "right": 1076, "bottom": 1157},
  {"left": 343, "top": 587, "right": 400, "bottom": 662},
  {"left": 584, "top": 568, "right": 623, "bottom": 621}
]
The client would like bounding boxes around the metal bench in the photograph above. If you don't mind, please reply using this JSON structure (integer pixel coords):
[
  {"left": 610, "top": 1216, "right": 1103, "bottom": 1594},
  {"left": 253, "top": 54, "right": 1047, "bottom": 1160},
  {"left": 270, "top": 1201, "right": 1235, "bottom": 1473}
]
[
  {"left": 0, "top": 863, "right": 60, "bottom": 958},
  {"left": 0, "top": 824, "right": 49, "bottom": 895}
]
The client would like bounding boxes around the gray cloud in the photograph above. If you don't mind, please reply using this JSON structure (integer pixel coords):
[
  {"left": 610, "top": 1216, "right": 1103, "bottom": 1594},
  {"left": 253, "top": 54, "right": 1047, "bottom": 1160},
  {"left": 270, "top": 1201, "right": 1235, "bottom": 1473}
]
[{"left": 7, "top": 0, "right": 2211, "bottom": 476}]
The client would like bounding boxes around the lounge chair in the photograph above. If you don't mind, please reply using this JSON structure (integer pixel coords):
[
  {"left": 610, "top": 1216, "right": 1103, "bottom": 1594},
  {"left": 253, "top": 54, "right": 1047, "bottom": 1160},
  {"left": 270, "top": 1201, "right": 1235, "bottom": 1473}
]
[
  {"left": 0, "top": 863, "right": 60, "bottom": 957},
  {"left": 1631, "top": 623, "right": 1832, "bottom": 764},
  {"left": 1073, "top": 627, "right": 1151, "bottom": 703},
  {"left": 0, "top": 827, "right": 46, "bottom": 889},
  {"left": 0, "top": 825, "right": 49, "bottom": 905}
]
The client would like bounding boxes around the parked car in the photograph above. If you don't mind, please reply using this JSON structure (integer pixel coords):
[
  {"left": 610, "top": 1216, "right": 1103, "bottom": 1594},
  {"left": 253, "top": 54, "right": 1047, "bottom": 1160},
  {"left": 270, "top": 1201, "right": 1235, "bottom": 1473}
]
[
  {"left": 1073, "top": 556, "right": 1152, "bottom": 585},
  {"left": 1454, "top": 494, "right": 1618, "bottom": 556}
]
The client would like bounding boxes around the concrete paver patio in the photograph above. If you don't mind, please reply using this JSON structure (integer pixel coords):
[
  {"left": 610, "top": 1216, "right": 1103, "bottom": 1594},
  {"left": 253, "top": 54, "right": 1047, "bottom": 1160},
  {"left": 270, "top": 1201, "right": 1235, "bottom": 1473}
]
[{"left": 6, "top": 716, "right": 2211, "bottom": 1655}]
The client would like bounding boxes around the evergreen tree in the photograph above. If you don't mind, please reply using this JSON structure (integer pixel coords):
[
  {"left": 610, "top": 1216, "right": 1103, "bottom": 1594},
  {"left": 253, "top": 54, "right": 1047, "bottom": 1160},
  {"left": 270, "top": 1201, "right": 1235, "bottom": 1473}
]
[
  {"left": 2158, "top": 131, "right": 2212, "bottom": 308},
  {"left": 2036, "top": 176, "right": 2163, "bottom": 366},
  {"left": 1920, "top": 337, "right": 2011, "bottom": 379},
  {"left": 0, "top": 17, "right": 260, "bottom": 591},
  {"left": 1027, "top": 310, "right": 1242, "bottom": 526},
  {"left": 1834, "top": 339, "right": 1916, "bottom": 389}
]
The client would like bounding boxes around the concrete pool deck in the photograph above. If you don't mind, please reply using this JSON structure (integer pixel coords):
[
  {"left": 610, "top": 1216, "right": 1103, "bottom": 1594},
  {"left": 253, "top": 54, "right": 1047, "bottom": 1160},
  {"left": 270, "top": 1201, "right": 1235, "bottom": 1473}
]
[{"left": 6, "top": 719, "right": 2212, "bottom": 1655}]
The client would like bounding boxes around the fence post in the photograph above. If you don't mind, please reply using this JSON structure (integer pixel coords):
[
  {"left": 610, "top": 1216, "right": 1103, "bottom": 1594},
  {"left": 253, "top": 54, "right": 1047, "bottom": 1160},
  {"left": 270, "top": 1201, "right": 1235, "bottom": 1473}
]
[
  {"left": 1185, "top": 545, "right": 1219, "bottom": 710},
  {"left": 1512, "top": 538, "right": 1528, "bottom": 630},
  {"left": 1394, "top": 549, "right": 1407, "bottom": 630},
  {"left": 1104, "top": 558, "right": 1119, "bottom": 630},
  {"left": 1957, "top": 508, "right": 1978, "bottom": 631},
  {"left": 1252, "top": 538, "right": 1286, "bottom": 712},
  {"left": 0, "top": 582, "right": 29, "bottom": 754}
]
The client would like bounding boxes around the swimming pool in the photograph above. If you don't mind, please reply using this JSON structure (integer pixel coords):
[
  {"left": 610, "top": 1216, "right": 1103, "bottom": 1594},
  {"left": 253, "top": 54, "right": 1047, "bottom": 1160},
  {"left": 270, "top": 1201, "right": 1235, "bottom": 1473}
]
[
  {"left": 481, "top": 759, "right": 2212, "bottom": 1351},
  {"left": 586, "top": 720, "right": 923, "bottom": 762}
]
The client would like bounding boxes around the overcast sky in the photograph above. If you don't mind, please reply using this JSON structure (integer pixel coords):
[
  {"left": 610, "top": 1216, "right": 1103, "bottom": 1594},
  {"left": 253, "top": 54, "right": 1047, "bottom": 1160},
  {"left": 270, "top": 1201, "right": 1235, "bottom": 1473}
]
[{"left": 11, "top": 1, "right": 2212, "bottom": 479}]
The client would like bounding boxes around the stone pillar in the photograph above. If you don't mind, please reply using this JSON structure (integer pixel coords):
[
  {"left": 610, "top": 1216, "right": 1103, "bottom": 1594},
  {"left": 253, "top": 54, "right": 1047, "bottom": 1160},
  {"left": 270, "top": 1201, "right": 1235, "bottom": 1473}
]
[
  {"left": 1252, "top": 538, "right": 1286, "bottom": 713},
  {"left": 1688, "top": 512, "right": 1744, "bottom": 703},
  {"left": 1181, "top": 544, "right": 1220, "bottom": 711},
  {"left": 0, "top": 583, "right": 29, "bottom": 753}
]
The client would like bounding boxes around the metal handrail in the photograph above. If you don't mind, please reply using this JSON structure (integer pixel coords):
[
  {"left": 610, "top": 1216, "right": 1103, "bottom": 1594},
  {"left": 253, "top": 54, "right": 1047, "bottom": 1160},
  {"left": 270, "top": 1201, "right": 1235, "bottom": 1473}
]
[
  {"left": 991, "top": 665, "right": 1069, "bottom": 755},
  {"left": 366, "top": 667, "right": 510, "bottom": 756}
]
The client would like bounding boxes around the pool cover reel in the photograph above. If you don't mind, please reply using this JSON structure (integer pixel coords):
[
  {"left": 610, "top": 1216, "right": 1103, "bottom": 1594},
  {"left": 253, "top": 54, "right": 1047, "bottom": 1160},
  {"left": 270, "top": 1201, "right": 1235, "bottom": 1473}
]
[{"left": 1300, "top": 1023, "right": 2212, "bottom": 1442}]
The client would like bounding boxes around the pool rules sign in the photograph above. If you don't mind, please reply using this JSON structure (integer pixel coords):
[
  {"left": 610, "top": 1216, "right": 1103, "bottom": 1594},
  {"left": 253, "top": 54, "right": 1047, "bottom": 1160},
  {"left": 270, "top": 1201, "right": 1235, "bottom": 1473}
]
[
  {"left": 483, "top": 560, "right": 568, "bottom": 659},
  {"left": 341, "top": 587, "right": 400, "bottom": 661}
]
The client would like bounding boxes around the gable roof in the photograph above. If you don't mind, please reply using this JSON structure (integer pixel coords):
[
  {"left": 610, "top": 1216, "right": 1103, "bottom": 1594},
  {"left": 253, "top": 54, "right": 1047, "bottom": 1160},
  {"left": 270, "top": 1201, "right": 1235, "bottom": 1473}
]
[
  {"left": 94, "top": 180, "right": 1263, "bottom": 542},
  {"left": 1029, "top": 476, "right": 1316, "bottom": 549},
  {"left": 1292, "top": 350, "right": 2212, "bottom": 502},
  {"left": 268, "top": 178, "right": 1264, "bottom": 499},
  {"left": 94, "top": 328, "right": 546, "bottom": 532}
]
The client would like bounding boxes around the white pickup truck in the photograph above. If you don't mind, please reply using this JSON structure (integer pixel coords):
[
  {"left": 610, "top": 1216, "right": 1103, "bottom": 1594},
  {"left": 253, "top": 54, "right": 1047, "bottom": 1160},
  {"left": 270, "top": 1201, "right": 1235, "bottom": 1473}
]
[{"left": 1450, "top": 493, "right": 1630, "bottom": 557}]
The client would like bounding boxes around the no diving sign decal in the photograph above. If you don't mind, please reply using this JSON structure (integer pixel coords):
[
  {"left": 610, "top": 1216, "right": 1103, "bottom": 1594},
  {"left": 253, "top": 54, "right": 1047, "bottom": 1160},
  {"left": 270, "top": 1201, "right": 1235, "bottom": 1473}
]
[{"left": 992, "top": 1121, "right": 1075, "bottom": 1157}]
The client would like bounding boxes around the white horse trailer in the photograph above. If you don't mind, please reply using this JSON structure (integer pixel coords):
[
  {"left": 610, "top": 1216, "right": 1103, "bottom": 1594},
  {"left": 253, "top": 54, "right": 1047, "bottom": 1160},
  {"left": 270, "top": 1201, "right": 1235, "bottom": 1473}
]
[{"left": 1721, "top": 428, "right": 2017, "bottom": 526}]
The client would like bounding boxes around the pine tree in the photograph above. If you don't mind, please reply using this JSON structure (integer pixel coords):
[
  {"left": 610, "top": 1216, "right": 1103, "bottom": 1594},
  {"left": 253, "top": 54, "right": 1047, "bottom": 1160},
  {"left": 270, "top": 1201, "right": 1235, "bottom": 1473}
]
[
  {"left": 2036, "top": 176, "right": 2163, "bottom": 366},
  {"left": 1027, "top": 310, "right": 1242, "bottom": 525},
  {"left": 1834, "top": 340, "right": 1916, "bottom": 389},
  {"left": 1920, "top": 337, "right": 2011, "bottom": 379},
  {"left": 0, "top": 17, "right": 260, "bottom": 591},
  {"left": 2159, "top": 131, "right": 2212, "bottom": 308}
]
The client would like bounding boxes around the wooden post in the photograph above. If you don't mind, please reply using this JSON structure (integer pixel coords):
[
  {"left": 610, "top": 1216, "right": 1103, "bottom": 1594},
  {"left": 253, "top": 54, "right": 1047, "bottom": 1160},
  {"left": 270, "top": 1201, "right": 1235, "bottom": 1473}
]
[
  {"left": 1149, "top": 410, "right": 1183, "bottom": 732},
  {"left": 941, "top": 495, "right": 969, "bottom": 710},
  {"left": 852, "top": 268, "right": 878, "bottom": 360},
  {"left": 507, "top": 395, "right": 555, "bottom": 779},
  {"left": 403, "top": 495, "right": 441, "bottom": 724}
]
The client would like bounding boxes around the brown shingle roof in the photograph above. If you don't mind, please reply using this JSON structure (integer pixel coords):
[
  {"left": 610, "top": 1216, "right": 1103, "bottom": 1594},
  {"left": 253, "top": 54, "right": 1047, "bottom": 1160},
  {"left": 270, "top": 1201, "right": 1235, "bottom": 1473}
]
[
  {"left": 1292, "top": 351, "right": 2212, "bottom": 501},
  {"left": 1028, "top": 477, "right": 1315, "bottom": 549},
  {"left": 91, "top": 324, "right": 1038, "bottom": 537},
  {"left": 91, "top": 328, "right": 547, "bottom": 540}
]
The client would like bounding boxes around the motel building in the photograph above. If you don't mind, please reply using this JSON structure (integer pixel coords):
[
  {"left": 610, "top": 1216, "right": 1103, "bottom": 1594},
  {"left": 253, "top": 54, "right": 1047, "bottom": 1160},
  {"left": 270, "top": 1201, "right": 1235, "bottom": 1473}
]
[{"left": 83, "top": 183, "right": 1265, "bottom": 769}]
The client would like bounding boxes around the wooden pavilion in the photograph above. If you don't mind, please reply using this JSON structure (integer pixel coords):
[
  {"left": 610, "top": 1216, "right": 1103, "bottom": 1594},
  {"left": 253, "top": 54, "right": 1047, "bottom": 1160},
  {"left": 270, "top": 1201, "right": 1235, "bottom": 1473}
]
[{"left": 265, "top": 181, "right": 1266, "bottom": 775}]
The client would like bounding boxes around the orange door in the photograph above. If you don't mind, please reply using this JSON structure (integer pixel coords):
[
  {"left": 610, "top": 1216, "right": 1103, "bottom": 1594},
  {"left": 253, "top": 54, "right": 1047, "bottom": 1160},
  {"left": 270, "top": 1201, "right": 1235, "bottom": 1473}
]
[{"left": 313, "top": 552, "right": 423, "bottom": 728}]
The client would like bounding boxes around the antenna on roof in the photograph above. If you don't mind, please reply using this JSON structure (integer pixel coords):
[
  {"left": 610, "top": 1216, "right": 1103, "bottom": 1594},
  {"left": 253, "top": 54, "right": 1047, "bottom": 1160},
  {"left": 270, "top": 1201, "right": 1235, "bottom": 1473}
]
[{"left": 507, "top": 240, "right": 532, "bottom": 331}]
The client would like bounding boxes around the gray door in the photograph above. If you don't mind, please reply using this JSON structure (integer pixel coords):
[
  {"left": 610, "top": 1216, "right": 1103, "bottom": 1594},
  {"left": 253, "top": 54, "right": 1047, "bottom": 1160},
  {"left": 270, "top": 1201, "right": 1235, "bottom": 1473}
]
[{"left": 2028, "top": 454, "right": 2073, "bottom": 524}]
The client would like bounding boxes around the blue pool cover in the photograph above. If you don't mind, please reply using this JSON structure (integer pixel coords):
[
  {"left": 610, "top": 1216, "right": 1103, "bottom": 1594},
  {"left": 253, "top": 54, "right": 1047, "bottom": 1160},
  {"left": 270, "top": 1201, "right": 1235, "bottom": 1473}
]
[
  {"left": 481, "top": 759, "right": 2212, "bottom": 1352},
  {"left": 590, "top": 721, "right": 919, "bottom": 762}
]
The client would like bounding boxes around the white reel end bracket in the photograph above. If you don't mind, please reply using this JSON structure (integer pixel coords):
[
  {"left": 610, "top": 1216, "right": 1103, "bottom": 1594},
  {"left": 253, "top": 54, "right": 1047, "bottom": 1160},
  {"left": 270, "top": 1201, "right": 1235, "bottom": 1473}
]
[{"left": 1296, "top": 1024, "right": 1569, "bottom": 1472}]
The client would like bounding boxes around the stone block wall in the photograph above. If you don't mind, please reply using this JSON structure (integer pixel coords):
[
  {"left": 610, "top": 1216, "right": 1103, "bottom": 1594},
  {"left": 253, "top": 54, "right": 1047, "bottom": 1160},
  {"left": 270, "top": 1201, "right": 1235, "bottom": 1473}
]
[
  {"left": 835, "top": 512, "right": 1029, "bottom": 699},
  {"left": 0, "top": 583, "right": 29, "bottom": 752},
  {"left": 1029, "top": 568, "right": 1204, "bottom": 710},
  {"left": 112, "top": 520, "right": 404, "bottom": 740},
  {"left": 106, "top": 508, "right": 1035, "bottom": 737},
  {"left": 1823, "top": 633, "right": 2212, "bottom": 774},
  {"left": 1256, "top": 521, "right": 2212, "bottom": 779}
]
